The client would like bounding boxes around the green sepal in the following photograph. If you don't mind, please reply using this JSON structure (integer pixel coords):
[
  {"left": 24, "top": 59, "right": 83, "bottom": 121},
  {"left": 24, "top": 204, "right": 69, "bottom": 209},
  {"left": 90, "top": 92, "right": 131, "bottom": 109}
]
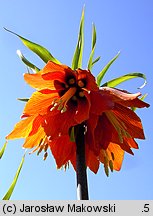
[
  {"left": 102, "top": 72, "right": 147, "bottom": 88},
  {"left": 71, "top": 7, "right": 84, "bottom": 70},
  {"left": 17, "top": 98, "right": 29, "bottom": 102},
  {"left": 4, "top": 28, "right": 61, "bottom": 64},
  {"left": 96, "top": 51, "right": 120, "bottom": 86},
  {"left": 17, "top": 50, "right": 40, "bottom": 73},
  {"left": 2, "top": 153, "right": 25, "bottom": 200},
  {"left": 0, "top": 141, "right": 7, "bottom": 159},
  {"left": 87, "top": 23, "right": 97, "bottom": 70}
]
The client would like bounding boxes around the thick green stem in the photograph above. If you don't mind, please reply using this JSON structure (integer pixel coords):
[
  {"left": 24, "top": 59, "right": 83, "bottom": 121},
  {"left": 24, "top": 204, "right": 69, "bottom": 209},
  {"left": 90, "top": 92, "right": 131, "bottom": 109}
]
[{"left": 75, "top": 123, "right": 89, "bottom": 200}]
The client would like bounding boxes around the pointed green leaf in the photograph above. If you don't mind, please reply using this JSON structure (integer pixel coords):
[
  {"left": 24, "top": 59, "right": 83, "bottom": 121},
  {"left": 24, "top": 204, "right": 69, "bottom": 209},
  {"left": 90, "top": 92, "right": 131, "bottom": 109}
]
[
  {"left": 92, "top": 56, "right": 101, "bottom": 67},
  {"left": 2, "top": 154, "right": 25, "bottom": 200},
  {"left": 71, "top": 8, "right": 84, "bottom": 70},
  {"left": 4, "top": 28, "right": 61, "bottom": 64},
  {"left": 91, "top": 24, "right": 96, "bottom": 50},
  {"left": 17, "top": 98, "right": 29, "bottom": 102},
  {"left": 101, "top": 72, "right": 147, "bottom": 88},
  {"left": 17, "top": 50, "right": 40, "bottom": 73},
  {"left": 96, "top": 51, "right": 120, "bottom": 86},
  {"left": 87, "top": 24, "right": 97, "bottom": 70},
  {"left": 132, "top": 94, "right": 148, "bottom": 111},
  {"left": 0, "top": 142, "right": 7, "bottom": 159}
]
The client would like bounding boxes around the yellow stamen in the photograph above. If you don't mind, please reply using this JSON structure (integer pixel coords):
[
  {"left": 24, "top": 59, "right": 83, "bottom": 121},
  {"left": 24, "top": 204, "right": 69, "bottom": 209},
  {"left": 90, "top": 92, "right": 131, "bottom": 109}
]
[
  {"left": 43, "top": 152, "right": 48, "bottom": 160},
  {"left": 37, "top": 145, "right": 44, "bottom": 155},
  {"left": 50, "top": 106, "right": 56, "bottom": 111},
  {"left": 51, "top": 87, "right": 77, "bottom": 113},
  {"left": 82, "top": 87, "right": 90, "bottom": 94},
  {"left": 61, "top": 107, "right": 67, "bottom": 113},
  {"left": 105, "top": 111, "right": 131, "bottom": 143},
  {"left": 29, "top": 138, "right": 45, "bottom": 155},
  {"left": 44, "top": 143, "right": 48, "bottom": 152}
]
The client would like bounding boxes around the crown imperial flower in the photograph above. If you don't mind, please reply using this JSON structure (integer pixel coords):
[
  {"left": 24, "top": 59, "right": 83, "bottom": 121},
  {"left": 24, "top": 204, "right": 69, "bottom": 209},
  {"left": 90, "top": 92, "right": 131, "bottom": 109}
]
[{"left": 6, "top": 60, "right": 149, "bottom": 175}]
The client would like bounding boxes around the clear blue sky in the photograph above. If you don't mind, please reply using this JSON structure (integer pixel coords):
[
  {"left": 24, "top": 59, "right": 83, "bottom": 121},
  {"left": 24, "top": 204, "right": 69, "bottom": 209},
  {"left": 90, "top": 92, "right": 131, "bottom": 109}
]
[{"left": 0, "top": 0, "right": 152, "bottom": 200}]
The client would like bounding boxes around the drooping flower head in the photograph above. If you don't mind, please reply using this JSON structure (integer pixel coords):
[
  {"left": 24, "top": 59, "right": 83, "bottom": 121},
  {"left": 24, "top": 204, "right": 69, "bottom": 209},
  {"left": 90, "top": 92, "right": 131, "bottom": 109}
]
[{"left": 6, "top": 60, "right": 149, "bottom": 175}]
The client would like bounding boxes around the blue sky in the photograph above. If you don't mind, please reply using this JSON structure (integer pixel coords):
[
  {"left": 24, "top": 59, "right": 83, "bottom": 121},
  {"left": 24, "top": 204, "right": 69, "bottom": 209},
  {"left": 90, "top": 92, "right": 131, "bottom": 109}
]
[{"left": 0, "top": 0, "right": 152, "bottom": 200}]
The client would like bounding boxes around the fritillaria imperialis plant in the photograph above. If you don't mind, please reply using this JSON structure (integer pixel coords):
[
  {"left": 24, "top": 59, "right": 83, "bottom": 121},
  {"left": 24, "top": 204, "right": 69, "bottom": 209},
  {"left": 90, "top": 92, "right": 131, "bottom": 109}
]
[{"left": 4, "top": 9, "right": 149, "bottom": 199}]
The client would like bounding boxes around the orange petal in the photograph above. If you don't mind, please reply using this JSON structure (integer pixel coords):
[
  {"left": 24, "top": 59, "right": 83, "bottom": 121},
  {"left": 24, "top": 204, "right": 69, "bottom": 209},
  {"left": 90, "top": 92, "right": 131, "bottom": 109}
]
[
  {"left": 94, "top": 113, "right": 113, "bottom": 150},
  {"left": 41, "top": 61, "right": 70, "bottom": 74},
  {"left": 49, "top": 135, "right": 76, "bottom": 169},
  {"left": 100, "top": 87, "right": 149, "bottom": 108},
  {"left": 118, "top": 97, "right": 150, "bottom": 108},
  {"left": 107, "top": 143, "right": 125, "bottom": 171},
  {"left": 90, "top": 91, "right": 114, "bottom": 115},
  {"left": 117, "top": 140, "right": 134, "bottom": 155},
  {"left": 99, "top": 143, "right": 125, "bottom": 171},
  {"left": 42, "top": 71, "right": 66, "bottom": 82},
  {"left": 74, "top": 94, "right": 90, "bottom": 123},
  {"left": 42, "top": 69, "right": 75, "bottom": 84},
  {"left": 124, "top": 137, "right": 139, "bottom": 149},
  {"left": 23, "top": 91, "right": 58, "bottom": 116},
  {"left": 38, "top": 89, "right": 58, "bottom": 94},
  {"left": 113, "top": 104, "right": 145, "bottom": 139},
  {"left": 110, "top": 131, "right": 135, "bottom": 155},
  {"left": 29, "top": 115, "right": 44, "bottom": 136},
  {"left": 24, "top": 61, "right": 71, "bottom": 90},
  {"left": 86, "top": 146, "right": 100, "bottom": 174},
  {"left": 24, "top": 73, "right": 55, "bottom": 90},
  {"left": 86, "top": 113, "right": 99, "bottom": 155},
  {"left": 23, "top": 126, "right": 45, "bottom": 149},
  {"left": 42, "top": 104, "right": 77, "bottom": 139},
  {"left": 100, "top": 87, "right": 141, "bottom": 101},
  {"left": 6, "top": 116, "right": 35, "bottom": 140}
]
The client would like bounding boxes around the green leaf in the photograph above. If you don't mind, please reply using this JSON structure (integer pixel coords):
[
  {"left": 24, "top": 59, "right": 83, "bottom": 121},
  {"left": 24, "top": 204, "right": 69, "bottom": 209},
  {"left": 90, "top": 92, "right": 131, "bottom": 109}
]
[
  {"left": 4, "top": 28, "right": 61, "bottom": 64},
  {"left": 132, "top": 94, "right": 148, "bottom": 111},
  {"left": 2, "top": 154, "right": 25, "bottom": 200},
  {"left": 102, "top": 72, "right": 147, "bottom": 88},
  {"left": 17, "top": 50, "right": 40, "bottom": 73},
  {"left": 71, "top": 8, "right": 84, "bottom": 70},
  {"left": 96, "top": 51, "right": 120, "bottom": 86},
  {"left": 87, "top": 24, "right": 97, "bottom": 70},
  {"left": 0, "top": 141, "right": 7, "bottom": 159},
  {"left": 17, "top": 98, "right": 29, "bottom": 102},
  {"left": 92, "top": 56, "right": 101, "bottom": 67}
]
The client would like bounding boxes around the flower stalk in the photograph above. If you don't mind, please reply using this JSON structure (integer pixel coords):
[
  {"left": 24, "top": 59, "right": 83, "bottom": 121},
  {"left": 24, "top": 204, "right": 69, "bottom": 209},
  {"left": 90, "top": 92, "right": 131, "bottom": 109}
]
[{"left": 75, "top": 123, "right": 89, "bottom": 200}]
